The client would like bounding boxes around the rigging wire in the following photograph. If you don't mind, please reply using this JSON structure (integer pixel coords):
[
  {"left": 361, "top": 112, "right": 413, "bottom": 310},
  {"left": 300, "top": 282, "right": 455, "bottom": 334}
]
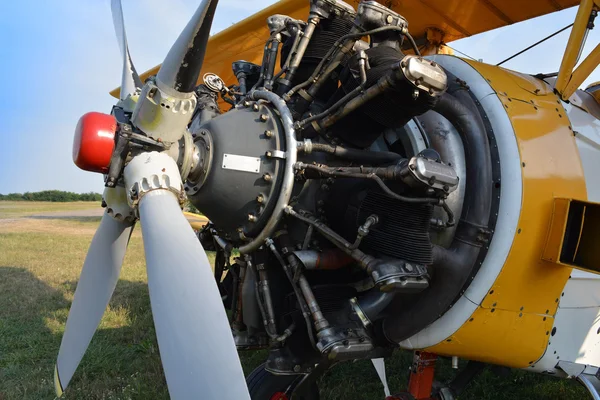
[{"left": 496, "top": 23, "right": 574, "bottom": 66}]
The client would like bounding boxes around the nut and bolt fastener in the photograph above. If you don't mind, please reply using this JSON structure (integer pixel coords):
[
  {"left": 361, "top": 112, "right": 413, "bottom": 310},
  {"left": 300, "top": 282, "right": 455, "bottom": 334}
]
[
  {"left": 264, "top": 130, "right": 273, "bottom": 138},
  {"left": 257, "top": 194, "right": 265, "bottom": 203},
  {"left": 263, "top": 173, "right": 272, "bottom": 182},
  {"left": 252, "top": 103, "right": 260, "bottom": 111},
  {"left": 248, "top": 214, "right": 257, "bottom": 222},
  {"left": 260, "top": 114, "right": 269, "bottom": 122}
]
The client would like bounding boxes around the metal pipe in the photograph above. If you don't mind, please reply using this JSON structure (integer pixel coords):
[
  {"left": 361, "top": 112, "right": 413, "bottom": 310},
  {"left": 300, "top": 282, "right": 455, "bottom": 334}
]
[
  {"left": 285, "top": 25, "right": 407, "bottom": 102},
  {"left": 232, "top": 259, "right": 247, "bottom": 331},
  {"left": 240, "top": 92, "right": 297, "bottom": 253},
  {"left": 295, "top": 50, "right": 368, "bottom": 130},
  {"left": 257, "top": 266, "right": 278, "bottom": 338},
  {"left": 277, "top": 17, "right": 320, "bottom": 93},
  {"left": 298, "top": 275, "right": 330, "bottom": 332},
  {"left": 293, "top": 249, "right": 354, "bottom": 270},
  {"left": 298, "top": 141, "right": 403, "bottom": 164},
  {"left": 295, "top": 162, "right": 440, "bottom": 204},
  {"left": 263, "top": 35, "right": 283, "bottom": 91},
  {"left": 350, "top": 214, "right": 378, "bottom": 250},
  {"left": 265, "top": 238, "right": 318, "bottom": 350},
  {"left": 314, "top": 68, "right": 399, "bottom": 132}
]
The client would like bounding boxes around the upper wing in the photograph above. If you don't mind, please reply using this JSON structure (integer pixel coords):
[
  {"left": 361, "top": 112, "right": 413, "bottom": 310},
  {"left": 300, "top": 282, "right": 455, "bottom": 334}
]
[{"left": 111, "top": 0, "right": 579, "bottom": 99}]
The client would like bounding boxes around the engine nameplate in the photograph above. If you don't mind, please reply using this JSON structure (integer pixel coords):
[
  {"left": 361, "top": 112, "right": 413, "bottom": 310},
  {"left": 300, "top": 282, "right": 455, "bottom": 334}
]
[{"left": 222, "top": 154, "right": 261, "bottom": 174}]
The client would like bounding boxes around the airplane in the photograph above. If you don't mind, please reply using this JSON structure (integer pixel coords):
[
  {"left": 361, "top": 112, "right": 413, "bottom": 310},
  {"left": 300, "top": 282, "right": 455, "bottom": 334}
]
[{"left": 55, "top": 0, "right": 600, "bottom": 398}]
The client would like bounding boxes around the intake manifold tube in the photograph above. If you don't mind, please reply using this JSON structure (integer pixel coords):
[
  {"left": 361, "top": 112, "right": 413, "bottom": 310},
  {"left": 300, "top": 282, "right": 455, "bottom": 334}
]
[{"left": 382, "top": 90, "right": 493, "bottom": 342}]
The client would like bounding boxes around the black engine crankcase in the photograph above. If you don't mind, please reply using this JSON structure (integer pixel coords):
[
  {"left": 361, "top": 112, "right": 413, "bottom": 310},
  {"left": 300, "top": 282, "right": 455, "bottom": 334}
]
[{"left": 186, "top": 103, "right": 286, "bottom": 242}]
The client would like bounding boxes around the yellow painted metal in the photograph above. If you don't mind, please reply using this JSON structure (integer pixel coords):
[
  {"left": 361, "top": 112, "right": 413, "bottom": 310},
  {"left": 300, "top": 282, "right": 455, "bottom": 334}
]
[
  {"left": 54, "top": 365, "right": 63, "bottom": 397},
  {"left": 564, "top": 43, "right": 600, "bottom": 99},
  {"left": 183, "top": 211, "right": 209, "bottom": 231},
  {"left": 542, "top": 198, "right": 572, "bottom": 263},
  {"left": 111, "top": 0, "right": 579, "bottom": 99},
  {"left": 426, "top": 61, "right": 588, "bottom": 368},
  {"left": 556, "top": 0, "right": 600, "bottom": 100}
]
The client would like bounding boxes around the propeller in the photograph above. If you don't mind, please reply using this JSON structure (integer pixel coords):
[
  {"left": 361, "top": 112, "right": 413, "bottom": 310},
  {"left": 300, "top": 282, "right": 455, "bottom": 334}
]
[
  {"left": 55, "top": 207, "right": 134, "bottom": 394},
  {"left": 111, "top": 0, "right": 143, "bottom": 100},
  {"left": 56, "top": 0, "right": 251, "bottom": 398}
]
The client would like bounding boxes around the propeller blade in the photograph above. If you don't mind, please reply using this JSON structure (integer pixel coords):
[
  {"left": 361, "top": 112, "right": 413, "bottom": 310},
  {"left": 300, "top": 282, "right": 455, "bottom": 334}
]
[
  {"left": 55, "top": 212, "right": 134, "bottom": 395},
  {"left": 137, "top": 189, "right": 249, "bottom": 399},
  {"left": 111, "top": 0, "right": 143, "bottom": 100},
  {"left": 156, "top": 0, "right": 219, "bottom": 93}
]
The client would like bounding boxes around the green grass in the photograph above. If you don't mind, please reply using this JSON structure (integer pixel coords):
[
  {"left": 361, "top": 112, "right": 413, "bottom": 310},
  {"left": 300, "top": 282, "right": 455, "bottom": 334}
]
[
  {"left": 0, "top": 201, "right": 101, "bottom": 219},
  {"left": 0, "top": 212, "right": 588, "bottom": 399}
]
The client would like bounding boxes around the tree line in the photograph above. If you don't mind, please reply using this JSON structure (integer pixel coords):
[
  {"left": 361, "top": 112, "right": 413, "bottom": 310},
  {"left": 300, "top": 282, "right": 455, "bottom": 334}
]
[{"left": 0, "top": 191, "right": 102, "bottom": 202}]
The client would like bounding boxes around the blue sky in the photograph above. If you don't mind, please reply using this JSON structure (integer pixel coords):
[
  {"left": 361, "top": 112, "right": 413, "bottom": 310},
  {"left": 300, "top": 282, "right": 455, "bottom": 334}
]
[{"left": 0, "top": 0, "right": 598, "bottom": 194}]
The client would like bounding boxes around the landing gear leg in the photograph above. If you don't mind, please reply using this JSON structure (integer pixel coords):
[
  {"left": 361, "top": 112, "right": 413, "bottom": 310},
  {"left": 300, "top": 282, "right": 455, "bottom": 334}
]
[
  {"left": 386, "top": 351, "right": 438, "bottom": 400},
  {"left": 407, "top": 352, "right": 438, "bottom": 400}
]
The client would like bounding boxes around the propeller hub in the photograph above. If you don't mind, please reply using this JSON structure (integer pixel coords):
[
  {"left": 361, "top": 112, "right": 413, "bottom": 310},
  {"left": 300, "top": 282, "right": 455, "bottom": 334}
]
[{"left": 73, "top": 112, "right": 117, "bottom": 173}]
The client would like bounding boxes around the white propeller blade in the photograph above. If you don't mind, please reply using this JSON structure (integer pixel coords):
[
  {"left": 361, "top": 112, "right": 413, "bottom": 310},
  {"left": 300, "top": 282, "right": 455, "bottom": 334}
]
[
  {"left": 55, "top": 212, "right": 134, "bottom": 395},
  {"left": 138, "top": 189, "right": 250, "bottom": 399},
  {"left": 111, "top": 0, "right": 143, "bottom": 100},
  {"left": 156, "top": 0, "right": 218, "bottom": 93}
]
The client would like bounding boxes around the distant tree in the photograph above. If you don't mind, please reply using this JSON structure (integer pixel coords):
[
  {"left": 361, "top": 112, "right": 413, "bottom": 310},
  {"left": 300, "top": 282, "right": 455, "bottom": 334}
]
[{"left": 0, "top": 191, "right": 103, "bottom": 202}]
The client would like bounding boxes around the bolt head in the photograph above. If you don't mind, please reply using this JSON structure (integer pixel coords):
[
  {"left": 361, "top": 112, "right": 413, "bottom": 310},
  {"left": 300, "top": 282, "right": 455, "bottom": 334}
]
[
  {"left": 257, "top": 194, "right": 265, "bottom": 203},
  {"left": 260, "top": 114, "right": 269, "bottom": 122},
  {"left": 263, "top": 173, "right": 272, "bottom": 182},
  {"left": 264, "top": 130, "right": 273, "bottom": 138},
  {"left": 252, "top": 103, "right": 260, "bottom": 111}
]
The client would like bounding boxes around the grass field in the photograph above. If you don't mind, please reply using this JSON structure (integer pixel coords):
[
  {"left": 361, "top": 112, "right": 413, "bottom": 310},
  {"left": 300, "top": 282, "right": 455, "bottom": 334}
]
[{"left": 0, "top": 201, "right": 588, "bottom": 399}]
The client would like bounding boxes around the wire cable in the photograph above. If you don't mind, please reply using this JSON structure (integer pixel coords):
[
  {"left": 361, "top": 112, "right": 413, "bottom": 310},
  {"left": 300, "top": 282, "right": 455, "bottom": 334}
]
[{"left": 496, "top": 23, "right": 574, "bottom": 67}]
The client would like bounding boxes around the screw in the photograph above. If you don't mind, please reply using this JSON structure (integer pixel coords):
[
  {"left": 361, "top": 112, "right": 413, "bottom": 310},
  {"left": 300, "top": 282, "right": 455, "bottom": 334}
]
[
  {"left": 263, "top": 173, "right": 272, "bottom": 182},
  {"left": 257, "top": 194, "right": 265, "bottom": 203},
  {"left": 266, "top": 151, "right": 272, "bottom": 157},
  {"left": 252, "top": 103, "right": 259, "bottom": 111},
  {"left": 264, "top": 130, "right": 273, "bottom": 138},
  {"left": 243, "top": 101, "right": 251, "bottom": 107},
  {"left": 260, "top": 114, "right": 269, "bottom": 122}
]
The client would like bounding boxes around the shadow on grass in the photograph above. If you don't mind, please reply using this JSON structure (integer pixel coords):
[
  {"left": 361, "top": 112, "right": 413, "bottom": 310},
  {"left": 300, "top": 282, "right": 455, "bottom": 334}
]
[{"left": 0, "top": 266, "right": 168, "bottom": 399}]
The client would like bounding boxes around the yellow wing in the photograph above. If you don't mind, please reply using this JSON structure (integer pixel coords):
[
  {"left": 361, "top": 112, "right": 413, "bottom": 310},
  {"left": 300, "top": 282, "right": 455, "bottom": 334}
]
[{"left": 111, "top": 0, "right": 579, "bottom": 99}]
